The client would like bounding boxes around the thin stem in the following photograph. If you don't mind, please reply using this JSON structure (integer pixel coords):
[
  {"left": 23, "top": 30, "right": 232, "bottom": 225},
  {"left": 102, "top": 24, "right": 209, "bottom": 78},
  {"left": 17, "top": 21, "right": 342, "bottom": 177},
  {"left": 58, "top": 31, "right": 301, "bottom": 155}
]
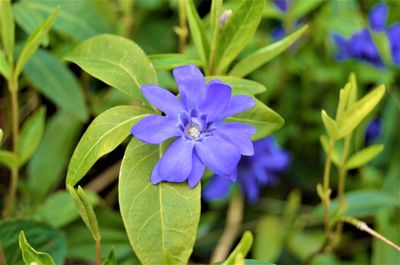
[
  {"left": 0, "top": 242, "right": 7, "bottom": 265},
  {"left": 95, "top": 239, "right": 102, "bottom": 265},
  {"left": 178, "top": 0, "right": 188, "bottom": 54},
  {"left": 210, "top": 193, "right": 244, "bottom": 263},
  {"left": 322, "top": 140, "right": 334, "bottom": 234}
]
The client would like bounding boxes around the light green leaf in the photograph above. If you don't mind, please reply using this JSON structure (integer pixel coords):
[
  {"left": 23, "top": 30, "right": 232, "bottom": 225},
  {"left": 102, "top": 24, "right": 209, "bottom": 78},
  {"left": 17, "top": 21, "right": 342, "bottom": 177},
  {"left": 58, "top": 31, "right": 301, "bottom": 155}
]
[
  {"left": 338, "top": 85, "right": 385, "bottom": 138},
  {"left": 66, "top": 105, "right": 153, "bottom": 187},
  {"left": 149, "top": 53, "right": 202, "bottom": 70},
  {"left": 0, "top": 128, "right": 3, "bottom": 145},
  {"left": 206, "top": 76, "right": 266, "bottom": 96},
  {"left": 226, "top": 99, "right": 284, "bottom": 141},
  {"left": 119, "top": 138, "right": 200, "bottom": 265},
  {"left": 19, "top": 231, "right": 56, "bottom": 265},
  {"left": 254, "top": 216, "right": 284, "bottom": 263},
  {"left": 65, "top": 34, "right": 157, "bottom": 102},
  {"left": 289, "top": 0, "right": 325, "bottom": 22},
  {"left": 0, "top": 0, "right": 15, "bottom": 61},
  {"left": 321, "top": 110, "right": 338, "bottom": 139},
  {"left": 319, "top": 135, "right": 341, "bottom": 167},
  {"left": 23, "top": 49, "right": 88, "bottom": 121},
  {"left": 229, "top": 25, "right": 308, "bottom": 77},
  {"left": 185, "top": 0, "right": 210, "bottom": 67},
  {"left": 28, "top": 111, "right": 82, "bottom": 200},
  {"left": 0, "top": 150, "right": 19, "bottom": 170},
  {"left": 0, "top": 49, "right": 11, "bottom": 80},
  {"left": 208, "top": 0, "right": 223, "bottom": 72},
  {"left": 287, "top": 231, "right": 324, "bottom": 261},
  {"left": 14, "top": 7, "right": 59, "bottom": 80},
  {"left": 18, "top": 107, "right": 46, "bottom": 166},
  {"left": 223, "top": 231, "right": 253, "bottom": 265},
  {"left": 68, "top": 185, "right": 101, "bottom": 240},
  {"left": 102, "top": 248, "right": 117, "bottom": 265},
  {"left": 215, "top": 0, "right": 265, "bottom": 74},
  {"left": 346, "top": 144, "right": 384, "bottom": 170}
]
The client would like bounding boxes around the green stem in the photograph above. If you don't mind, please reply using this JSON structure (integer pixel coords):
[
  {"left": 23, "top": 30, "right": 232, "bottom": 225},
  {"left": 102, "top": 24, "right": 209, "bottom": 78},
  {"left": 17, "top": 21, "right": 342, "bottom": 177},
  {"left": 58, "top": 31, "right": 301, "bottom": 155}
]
[
  {"left": 322, "top": 140, "right": 334, "bottom": 234},
  {"left": 177, "top": 0, "right": 188, "bottom": 54}
]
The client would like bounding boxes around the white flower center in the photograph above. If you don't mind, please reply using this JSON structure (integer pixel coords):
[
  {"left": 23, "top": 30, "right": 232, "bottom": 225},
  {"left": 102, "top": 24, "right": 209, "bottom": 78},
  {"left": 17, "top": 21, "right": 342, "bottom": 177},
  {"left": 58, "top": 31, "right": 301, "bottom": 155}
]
[{"left": 187, "top": 126, "right": 201, "bottom": 139}]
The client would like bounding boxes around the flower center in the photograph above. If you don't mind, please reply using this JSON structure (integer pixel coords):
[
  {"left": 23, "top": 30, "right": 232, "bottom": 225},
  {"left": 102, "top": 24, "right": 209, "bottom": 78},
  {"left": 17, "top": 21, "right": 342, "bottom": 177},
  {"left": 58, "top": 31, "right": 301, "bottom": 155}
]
[{"left": 187, "top": 125, "right": 201, "bottom": 139}]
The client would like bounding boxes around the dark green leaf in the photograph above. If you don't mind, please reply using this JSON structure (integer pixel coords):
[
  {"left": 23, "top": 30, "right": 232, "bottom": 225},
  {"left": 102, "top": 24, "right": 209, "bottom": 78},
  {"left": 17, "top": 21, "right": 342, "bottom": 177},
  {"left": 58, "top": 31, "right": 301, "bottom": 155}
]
[
  {"left": 102, "top": 248, "right": 117, "bottom": 265},
  {"left": 205, "top": 76, "right": 266, "bottom": 96},
  {"left": 149, "top": 53, "right": 202, "bottom": 70},
  {"left": 19, "top": 231, "right": 55, "bottom": 265},
  {"left": 0, "top": 0, "right": 15, "bottom": 60}
]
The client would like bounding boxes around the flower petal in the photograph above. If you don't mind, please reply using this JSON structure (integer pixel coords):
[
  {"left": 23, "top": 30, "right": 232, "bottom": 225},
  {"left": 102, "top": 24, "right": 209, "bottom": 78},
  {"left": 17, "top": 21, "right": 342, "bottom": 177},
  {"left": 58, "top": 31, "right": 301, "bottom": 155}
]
[
  {"left": 141, "top": 84, "right": 185, "bottom": 117},
  {"left": 387, "top": 23, "right": 400, "bottom": 66},
  {"left": 195, "top": 135, "right": 241, "bottom": 176},
  {"left": 217, "top": 95, "right": 255, "bottom": 120},
  {"left": 131, "top": 115, "right": 180, "bottom": 144},
  {"left": 368, "top": 3, "right": 388, "bottom": 32},
  {"left": 188, "top": 152, "right": 206, "bottom": 188},
  {"left": 332, "top": 33, "right": 350, "bottom": 60},
  {"left": 238, "top": 174, "right": 259, "bottom": 203},
  {"left": 202, "top": 174, "right": 234, "bottom": 201},
  {"left": 158, "top": 138, "right": 194, "bottom": 183},
  {"left": 200, "top": 82, "right": 232, "bottom": 121},
  {"left": 173, "top": 64, "right": 206, "bottom": 109},
  {"left": 215, "top": 122, "right": 256, "bottom": 156}
]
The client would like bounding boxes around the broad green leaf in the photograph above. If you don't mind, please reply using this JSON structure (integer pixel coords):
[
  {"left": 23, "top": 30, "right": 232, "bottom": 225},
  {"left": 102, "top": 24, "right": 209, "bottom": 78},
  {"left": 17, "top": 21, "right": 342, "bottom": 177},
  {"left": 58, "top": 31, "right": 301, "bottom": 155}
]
[
  {"left": 0, "top": 50, "right": 11, "bottom": 79},
  {"left": 13, "top": 0, "right": 111, "bottom": 41},
  {"left": 254, "top": 216, "right": 284, "bottom": 263},
  {"left": 206, "top": 76, "right": 266, "bottom": 96},
  {"left": 321, "top": 110, "right": 338, "bottom": 139},
  {"left": 32, "top": 191, "right": 99, "bottom": 228},
  {"left": 229, "top": 25, "right": 308, "bottom": 77},
  {"left": 289, "top": 0, "right": 325, "bottom": 22},
  {"left": 65, "top": 34, "right": 157, "bottom": 102},
  {"left": 66, "top": 105, "right": 153, "bottom": 187},
  {"left": 223, "top": 231, "right": 253, "bottom": 265},
  {"left": 226, "top": 99, "right": 284, "bottom": 141},
  {"left": 0, "top": 0, "right": 15, "bottom": 60},
  {"left": 18, "top": 107, "right": 46, "bottom": 166},
  {"left": 185, "top": 0, "right": 210, "bottom": 66},
  {"left": 338, "top": 85, "right": 385, "bottom": 138},
  {"left": 102, "top": 248, "right": 117, "bottom": 265},
  {"left": 14, "top": 7, "right": 59, "bottom": 80},
  {"left": 68, "top": 185, "right": 101, "bottom": 240},
  {"left": 346, "top": 144, "right": 384, "bottom": 170},
  {"left": 149, "top": 54, "right": 202, "bottom": 70},
  {"left": 215, "top": 0, "right": 265, "bottom": 74},
  {"left": 208, "top": 0, "right": 223, "bottom": 72},
  {"left": 0, "top": 220, "right": 67, "bottom": 265},
  {"left": 313, "top": 190, "right": 398, "bottom": 220},
  {"left": 28, "top": 111, "right": 82, "bottom": 200},
  {"left": 23, "top": 49, "right": 88, "bottom": 121},
  {"left": 0, "top": 150, "right": 19, "bottom": 170},
  {"left": 119, "top": 139, "right": 200, "bottom": 265},
  {"left": 19, "top": 231, "right": 55, "bottom": 265},
  {"left": 287, "top": 231, "right": 324, "bottom": 261}
]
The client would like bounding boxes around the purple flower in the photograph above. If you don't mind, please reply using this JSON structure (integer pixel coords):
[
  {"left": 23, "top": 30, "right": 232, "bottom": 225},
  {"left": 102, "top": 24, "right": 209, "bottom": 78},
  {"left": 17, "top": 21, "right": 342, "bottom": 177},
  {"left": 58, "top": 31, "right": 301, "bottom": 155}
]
[
  {"left": 365, "top": 118, "right": 381, "bottom": 144},
  {"left": 202, "top": 136, "right": 291, "bottom": 203},
  {"left": 368, "top": 3, "right": 388, "bottom": 32},
  {"left": 131, "top": 64, "right": 256, "bottom": 188},
  {"left": 273, "top": 0, "right": 288, "bottom": 13}
]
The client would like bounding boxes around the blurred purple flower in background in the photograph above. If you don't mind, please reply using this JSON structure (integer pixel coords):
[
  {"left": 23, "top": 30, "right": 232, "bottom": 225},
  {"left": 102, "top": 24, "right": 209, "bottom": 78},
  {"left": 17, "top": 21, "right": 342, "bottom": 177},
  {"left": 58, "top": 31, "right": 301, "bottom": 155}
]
[
  {"left": 273, "top": 0, "right": 288, "bottom": 13},
  {"left": 365, "top": 118, "right": 381, "bottom": 144},
  {"left": 131, "top": 64, "right": 256, "bottom": 188},
  {"left": 332, "top": 3, "right": 400, "bottom": 67},
  {"left": 203, "top": 136, "right": 291, "bottom": 203}
]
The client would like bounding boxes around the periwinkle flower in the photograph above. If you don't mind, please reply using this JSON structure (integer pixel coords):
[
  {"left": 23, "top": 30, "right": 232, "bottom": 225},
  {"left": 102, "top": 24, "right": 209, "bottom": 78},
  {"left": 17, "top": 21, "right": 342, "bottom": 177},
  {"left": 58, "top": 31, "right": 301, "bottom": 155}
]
[
  {"left": 202, "top": 136, "right": 291, "bottom": 203},
  {"left": 365, "top": 118, "right": 381, "bottom": 144},
  {"left": 273, "top": 0, "right": 288, "bottom": 13},
  {"left": 131, "top": 64, "right": 256, "bottom": 188}
]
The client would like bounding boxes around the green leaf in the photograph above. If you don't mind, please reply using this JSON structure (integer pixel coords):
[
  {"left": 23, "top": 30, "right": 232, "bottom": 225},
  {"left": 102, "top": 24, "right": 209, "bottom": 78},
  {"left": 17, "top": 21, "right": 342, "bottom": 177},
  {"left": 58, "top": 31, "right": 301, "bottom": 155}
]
[
  {"left": 346, "top": 144, "right": 384, "bottom": 170},
  {"left": 28, "top": 111, "right": 82, "bottom": 200},
  {"left": 23, "top": 49, "right": 88, "bottom": 121},
  {"left": 215, "top": 0, "right": 265, "bottom": 74},
  {"left": 321, "top": 110, "right": 338, "bottom": 139},
  {"left": 65, "top": 34, "right": 157, "bottom": 102},
  {"left": 68, "top": 185, "right": 101, "bottom": 240},
  {"left": 226, "top": 99, "right": 284, "bottom": 141},
  {"left": 19, "top": 231, "right": 56, "bottom": 265},
  {"left": 289, "top": 0, "right": 325, "bottom": 22},
  {"left": 18, "top": 107, "right": 46, "bottom": 166},
  {"left": 149, "top": 53, "right": 202, "bottom": 70},
  {"left": 229, "top": 25, "right": 308, "bottom": 77},
  {"left": 205, "top": 76, "right": 266, "bottom": 96},
  {"left": 287, "top": 231, "right": 324, "bottom": 261},
  {"left": 319, "top": 135, "right": 341, "bottom": 167},
  {"left": 119, "top": 139, "right": 200, "bottom": 265},
  {"left": 0, "top": 0, "right": 15, "bottom": 61},
  {"left": 223, "top": 231, "right": 253, "bottom": 265},
  {"left": 0, "top": 128, "right": 3, "bottom": 145},
  {"left": 32, "top": 190, "right": 99, "bottom": 228},
  {"left": 0, "top": 220, "right": 67, "bottom": 265},
  {"left": 0, "top": 48, "right": 11, "bottom": 80},
  {"left": 14, "top": 6, "right": 59, "bottom": 80},
  {"left": 338, "top": 85, "right": 385, "bottom": 138},
  {"left": 66, "top": 105, "right": 153, "bottom": 187},
  {"left": 254, "top": 216, "right": 284, "bottom": 263},
  {"left": 102, "top": 248, "right": 117, "bottom": 265},
  {"left": 185, "top": 0, "right": 210, "bottom": 67},
  {"left": 0, "top": 150, "right": 19, "bottom": 170}
]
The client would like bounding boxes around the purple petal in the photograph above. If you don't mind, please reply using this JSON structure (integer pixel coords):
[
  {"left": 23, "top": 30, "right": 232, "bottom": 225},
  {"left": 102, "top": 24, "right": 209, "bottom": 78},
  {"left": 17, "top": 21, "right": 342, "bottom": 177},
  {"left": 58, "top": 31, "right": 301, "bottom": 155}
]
[
  {"left": 273, "top": 0, "right": 288, "bottom": 12},
  {"left": 131, "top": 115, "right": 180, "bottom": 144},
  {"left": 141, "top": 85, "right": 185, "bottom": 117},
  {"left": 202, "top": 174, "right": 234, "bottom": 201},
  {"left": 188, "top": 152, "right": 206, "bottom": 188},
  {"left": 332, "top": 33, "right": 350, "bottom": 60},
  {"left": 151, "top": 161, "right": 162, "bottom": 184},
  {"left": 238, "top": 173, "right": 259, "bottom": 203},
  {"left": 156, "top": 138, "right": 194, "bottom": 183},
  {"left": 200, "top": 82, "right": 232, "bottom": 121},
  {"left": 387, "top": 23, "right": 400, "bottom": 66},
  {"left": 263, "top": 151, "right": 291, "bottom": 171},
  {"left": 173, "top": 64, "right": 206, "bottom": 109},
  {"left": 368, "top": 3, "right": 388, "bottom": 32},
  {"left": 217, "top": 95, "right": 255, "bottom": 120},
  {"left": 215, "top": 123, "right": 256, "bottom": 156},
  {"left": 195, "top": 135, "right": 241, "bottom": 176}
]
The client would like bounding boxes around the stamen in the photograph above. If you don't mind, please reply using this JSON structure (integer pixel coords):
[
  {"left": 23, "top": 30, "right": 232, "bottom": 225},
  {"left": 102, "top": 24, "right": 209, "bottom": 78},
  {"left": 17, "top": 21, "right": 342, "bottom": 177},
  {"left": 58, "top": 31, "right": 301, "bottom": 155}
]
[{"left": 187, "top": 126, "right": 201, "bottom": 139}]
